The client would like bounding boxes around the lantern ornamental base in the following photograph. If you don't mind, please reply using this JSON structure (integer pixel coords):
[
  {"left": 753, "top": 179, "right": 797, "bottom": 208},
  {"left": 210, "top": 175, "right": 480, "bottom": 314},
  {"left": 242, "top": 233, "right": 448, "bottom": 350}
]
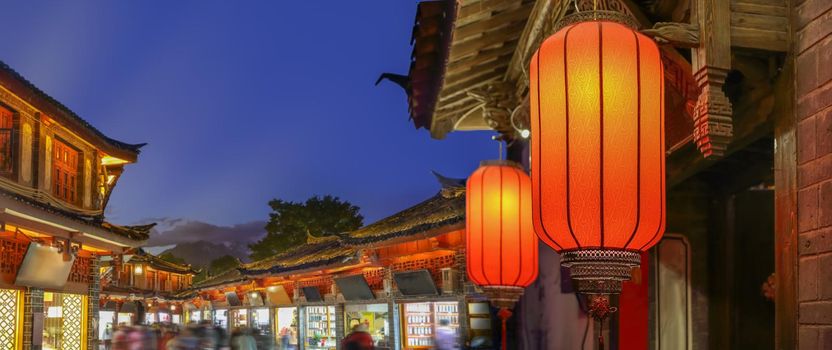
[
  {"left": 480, "top": 286, "right": 525, "bottom": 309},
  {"left": 561, "top": 249, "right": 641, "bottom": 294}
]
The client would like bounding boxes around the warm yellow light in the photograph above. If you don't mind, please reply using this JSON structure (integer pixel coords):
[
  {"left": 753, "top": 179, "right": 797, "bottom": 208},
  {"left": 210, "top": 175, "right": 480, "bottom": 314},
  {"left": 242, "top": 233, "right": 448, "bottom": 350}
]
[
  {"left": 171, "top": 305, "right": 176, "bottom": 311},
  {"left": 101, "top": 156, "right": 129, "bottom": 166},
  {"left": 134, "top": 265, "right": 143, "bottom": 274},
  {"left": 107, "top": 175, "right": 116, "bottom": 185}
]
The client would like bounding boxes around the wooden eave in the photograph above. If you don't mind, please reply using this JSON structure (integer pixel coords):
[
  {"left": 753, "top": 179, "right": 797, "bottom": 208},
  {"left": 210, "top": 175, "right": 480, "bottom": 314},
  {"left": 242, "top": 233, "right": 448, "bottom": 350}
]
[
  {"left": 419, "top": 0, "right": 535, "bottom": 139},
  {"left": 0, "top": 61, "right": 144, "bottom": 162}
]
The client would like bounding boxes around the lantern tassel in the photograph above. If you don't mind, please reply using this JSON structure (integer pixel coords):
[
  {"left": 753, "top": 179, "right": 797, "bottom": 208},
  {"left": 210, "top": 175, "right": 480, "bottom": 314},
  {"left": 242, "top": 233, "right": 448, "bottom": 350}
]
[
  {"left": 587, "top": 294, "right": 617, "bottom": 350},
  {"left": 497, "top": 307, "right": 513, "bottom": 350}
]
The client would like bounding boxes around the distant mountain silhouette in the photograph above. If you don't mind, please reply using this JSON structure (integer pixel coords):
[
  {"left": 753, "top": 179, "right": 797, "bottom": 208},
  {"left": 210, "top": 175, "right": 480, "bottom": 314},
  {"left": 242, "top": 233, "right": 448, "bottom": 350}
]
[{"left": 161, "top": 240, "right": 251, "bottom": 268}]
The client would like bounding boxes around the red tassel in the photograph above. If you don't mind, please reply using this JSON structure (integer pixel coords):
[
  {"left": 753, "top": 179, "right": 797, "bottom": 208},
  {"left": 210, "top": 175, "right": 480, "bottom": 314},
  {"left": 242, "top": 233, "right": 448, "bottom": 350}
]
[{"left": 497, "top": 307, "right": 513, "bottom": 350}]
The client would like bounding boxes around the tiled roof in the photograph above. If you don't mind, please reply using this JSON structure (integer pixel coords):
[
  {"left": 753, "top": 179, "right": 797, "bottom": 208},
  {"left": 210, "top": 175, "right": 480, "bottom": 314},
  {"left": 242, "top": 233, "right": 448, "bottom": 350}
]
[
  {"left": 406, "top": 1, "right": 457, "bottom": 130},
  {"left": 343, "top": 192, "right": 464, "bottom": 246},
  {"left": 132, "top": 248, "right": 199, "bottom": 274},
  {"left": 239, "top": 238, "right": 357, "bottom": 276},
  {"left": 192, "top": 268, "right": 247, "bottom": 290},
  {"left": 0, "top": 60, "right": 145, "bottom": 160}
]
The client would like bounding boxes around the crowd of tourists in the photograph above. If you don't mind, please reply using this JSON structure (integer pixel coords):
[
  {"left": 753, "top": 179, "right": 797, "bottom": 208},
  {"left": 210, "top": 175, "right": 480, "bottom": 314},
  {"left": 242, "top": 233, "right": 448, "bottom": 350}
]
[
  {"left": 100, "top": 320, "right": 460, "bottom": 350},
  {"left": 102, "top": 321, "right": 275, "bottom": 350}
]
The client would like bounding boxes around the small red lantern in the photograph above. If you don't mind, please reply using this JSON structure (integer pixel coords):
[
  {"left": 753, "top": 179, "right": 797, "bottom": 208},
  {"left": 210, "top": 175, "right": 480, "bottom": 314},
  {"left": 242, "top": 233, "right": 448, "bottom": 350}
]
[
  {"left": 466, "top": 160, "right": 538, "bottom": 350},
  {"left": 529, "top": 10, "right": 665, "bottom": 324}
]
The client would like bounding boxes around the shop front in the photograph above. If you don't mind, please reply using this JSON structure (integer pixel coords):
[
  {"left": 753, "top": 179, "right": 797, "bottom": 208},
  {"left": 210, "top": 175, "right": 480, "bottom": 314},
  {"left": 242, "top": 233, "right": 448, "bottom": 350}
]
[
  {"left": 214, "top": 309, "right": 229, "bottom": 329},
  {"left": 303, "top": 305, "right": 336, "bottom": 349},
  {"left": 229, "top": 308, "right": 249, "bottom": 329},
  {"left": 344, "top": 303, "right": 390, "bottom": 346},
  {"left": 250, "top": 307, "right": 271, "bottom": 333},
  {"left": 43, "top": 292, "right": 88, "bottom": 350},
  {"left": 117, "top": 301, "right": 139, "bottom": 326},
  {"left": 398, "top": 300, "right": 461, "bottom": 349},
  {"left": 275, "top": 306, "right": 299, "bottom": 349}
]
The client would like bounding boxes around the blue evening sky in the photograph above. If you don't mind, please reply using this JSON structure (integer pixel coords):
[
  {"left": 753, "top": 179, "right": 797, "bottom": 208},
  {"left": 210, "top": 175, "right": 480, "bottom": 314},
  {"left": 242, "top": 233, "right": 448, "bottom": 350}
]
[{"left": 0, "top": 1, "right": 495, "bottom": 228}]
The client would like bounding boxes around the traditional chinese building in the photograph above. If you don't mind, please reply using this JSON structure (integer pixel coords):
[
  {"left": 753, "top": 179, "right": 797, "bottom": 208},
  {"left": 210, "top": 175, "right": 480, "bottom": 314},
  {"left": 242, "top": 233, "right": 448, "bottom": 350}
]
[
  {"left": 178, "top": 179, "right": 486, "bottom": 349},
  {"left": 374, "top": 0, "right": 823, "bottom": 349},
  {"left": 0, "top": 60, "right": 150, "bottom": 350},
  {"left": 98, "top": 248, "right": 198, "bottom": 329}
]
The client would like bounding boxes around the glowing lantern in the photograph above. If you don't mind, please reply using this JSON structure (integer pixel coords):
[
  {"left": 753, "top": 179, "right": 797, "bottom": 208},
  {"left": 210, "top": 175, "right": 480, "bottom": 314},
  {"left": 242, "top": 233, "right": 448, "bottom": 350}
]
[
  {"left": 529, "top": 12, "right": 665, "bottom": 317},
  {"left": 466, "top": 160, "right": 538, "bottom": 350}
]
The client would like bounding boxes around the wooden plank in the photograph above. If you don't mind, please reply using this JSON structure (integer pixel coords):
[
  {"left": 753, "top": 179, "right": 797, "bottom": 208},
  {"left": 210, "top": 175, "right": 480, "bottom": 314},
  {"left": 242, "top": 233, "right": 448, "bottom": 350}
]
[
  {"left": 445, "top": 53, "right": 513, "bottom": 81},
  {"left": 457, "top": 0, "right": 525, "bottom": 27},
  {"left": 454, "top": 2, "right": 533, "bottom": 40},
  {"left": 731, "top": 11, "right": 789, "bottom": 30},
  {"left": 731, "top": 27, "right": 788, "bottom": 51},
  {"left": 731, "top": 0, "right": 786, "bottom": 6},
  {"left": 731, "top": 2, "right": 788, "bottom": 16},
  {"left": 447, "top": 43, "right": 517, "bottom": 73},
  {"left": 448, "top": 21, "right": 527, "bottom": 60}
]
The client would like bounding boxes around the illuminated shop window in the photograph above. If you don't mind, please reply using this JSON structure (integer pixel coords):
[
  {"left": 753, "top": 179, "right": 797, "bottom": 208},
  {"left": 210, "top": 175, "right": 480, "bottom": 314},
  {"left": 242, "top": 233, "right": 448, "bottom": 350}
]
[{"left": 43, "top": 292, "right": 86, "bottom": 350}]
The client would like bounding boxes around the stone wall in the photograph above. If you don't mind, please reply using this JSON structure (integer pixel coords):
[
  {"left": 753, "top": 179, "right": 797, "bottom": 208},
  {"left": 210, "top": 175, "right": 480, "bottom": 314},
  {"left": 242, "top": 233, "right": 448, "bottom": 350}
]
[{"left": 794, "top": 0, "right": 832, "bottom": 347}]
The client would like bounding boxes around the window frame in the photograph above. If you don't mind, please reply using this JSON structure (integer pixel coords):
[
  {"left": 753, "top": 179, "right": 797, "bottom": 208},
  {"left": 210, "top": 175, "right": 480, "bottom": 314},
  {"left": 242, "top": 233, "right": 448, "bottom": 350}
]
[
  {"left": 51, "top": 137, "right": 81, "bottom": 205},
  {"left": 0, "top": 104, "right": 18, "bottom": 180}
]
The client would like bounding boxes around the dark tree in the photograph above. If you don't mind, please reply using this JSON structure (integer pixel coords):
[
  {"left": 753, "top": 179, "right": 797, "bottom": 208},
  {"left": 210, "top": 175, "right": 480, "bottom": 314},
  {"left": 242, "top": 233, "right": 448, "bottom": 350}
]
[
  {"left": 208, "top": 255, "right": 241, "bottom": 275},
  {"left": 249, "top": 195, "right": 363, "bottom": 260},
  {"left": 157, "top": 252, "right": 187, "bottom": 265}
]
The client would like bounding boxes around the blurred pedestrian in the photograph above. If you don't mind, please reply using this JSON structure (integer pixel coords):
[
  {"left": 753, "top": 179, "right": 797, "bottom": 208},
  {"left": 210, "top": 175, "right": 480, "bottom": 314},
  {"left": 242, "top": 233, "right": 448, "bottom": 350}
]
[
  {"left": 230, "top": 328, "right": 257, "bottom": 350},
  {"left": 435, "top": 319, "right": 459, "bottom": 350},
  {"left": 342, "top": 324, "right": 374, "bottom": 350}
]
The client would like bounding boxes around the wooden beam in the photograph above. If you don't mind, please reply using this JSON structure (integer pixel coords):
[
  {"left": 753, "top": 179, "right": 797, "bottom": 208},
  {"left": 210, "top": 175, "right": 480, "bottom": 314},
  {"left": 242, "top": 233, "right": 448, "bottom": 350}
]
[{"left": 731, "top": 27, "right": 788, "bottom": 51}]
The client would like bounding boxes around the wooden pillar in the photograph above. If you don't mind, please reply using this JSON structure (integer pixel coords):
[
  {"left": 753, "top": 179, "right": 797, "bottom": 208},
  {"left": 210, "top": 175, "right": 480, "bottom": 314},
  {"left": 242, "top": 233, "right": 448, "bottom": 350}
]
[{"left": 773, "top": 54, "right": 797, "bottom": 350}]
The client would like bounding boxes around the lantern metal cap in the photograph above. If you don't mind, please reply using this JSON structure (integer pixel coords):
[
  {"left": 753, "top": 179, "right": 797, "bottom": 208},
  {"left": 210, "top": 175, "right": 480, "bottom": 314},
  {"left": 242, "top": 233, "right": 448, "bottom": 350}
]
[
  {"left": 479, "top": 159, "right": 524, "bottom": 170},
  {"left": 480, "top": 285, "right": 525, "bottom": 309},
  {"left": 555, "top": 10, "right": 639, "bottom": 31},
  {"left": 561, "top": 249, "right": 641, "bottom": 294}
]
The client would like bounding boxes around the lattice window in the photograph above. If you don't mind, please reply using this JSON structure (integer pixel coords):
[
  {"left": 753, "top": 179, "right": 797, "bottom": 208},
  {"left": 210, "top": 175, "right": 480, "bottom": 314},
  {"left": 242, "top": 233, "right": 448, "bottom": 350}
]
[
  {"left": 61, "top": 294, "right": 84, "bottom": 350},
  {"left": 300, "top": 277, "right": 333, "bottom": 297},
  {"left": 0, "top": 289, "right": 19, "bottom": 350},
  {"left": 0, "top": 235, "right": 28, "bottom": 284},
  {"left": 363, "top": 268, "right": 385, "bottom": 291},
  {"left": 0, "top": 106, "right": 14, "bottom": 178},
  {"left": 390, "top": 253, "right": 456, "bottom": 289},
  {"left": 68, "top": 256, "right": 92, "bottom": 284},
  {"left": 52, "top": 139, "right": 80, "bottom": 204}
]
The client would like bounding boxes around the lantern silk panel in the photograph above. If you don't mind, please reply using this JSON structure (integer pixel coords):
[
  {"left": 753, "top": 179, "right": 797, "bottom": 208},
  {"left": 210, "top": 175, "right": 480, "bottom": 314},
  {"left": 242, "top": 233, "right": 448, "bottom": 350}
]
[
  {"left": 530, "top": 21, "right": 665, "bottom": 252},
  {"left": 466, "top": 164, "right": 538, "bottom": 287}
]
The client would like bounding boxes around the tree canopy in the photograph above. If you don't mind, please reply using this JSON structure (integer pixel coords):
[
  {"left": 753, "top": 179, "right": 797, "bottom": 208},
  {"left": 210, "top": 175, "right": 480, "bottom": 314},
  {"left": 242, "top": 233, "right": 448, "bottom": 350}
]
[
  {"left": 208, "top": 255, "right": 241, "bottom": 275},
  {"left": 249, "top": 195, "right": 363, "bottom": 260}
]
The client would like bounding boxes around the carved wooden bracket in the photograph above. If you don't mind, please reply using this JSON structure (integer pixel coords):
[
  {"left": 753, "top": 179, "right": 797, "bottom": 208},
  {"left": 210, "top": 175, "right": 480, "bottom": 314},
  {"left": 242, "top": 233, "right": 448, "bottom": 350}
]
[
  {"left": 691, "top": 0, "right": 733, "bottom": 159},
  {"left": 467, "top": 81, "right": 522, "bottom": 141},
  {"left": 692, "top": 67, "right": 734, "bottom": 158}
]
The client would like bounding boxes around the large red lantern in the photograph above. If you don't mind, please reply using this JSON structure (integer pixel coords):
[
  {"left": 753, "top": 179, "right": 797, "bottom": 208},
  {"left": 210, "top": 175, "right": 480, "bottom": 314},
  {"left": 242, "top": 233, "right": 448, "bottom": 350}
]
[
  {"left": 466, "top": 160, "right": 538, "bottom": 350},
  {"left": 529, "top": 12, "right": 665, "bottom": 315}
]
